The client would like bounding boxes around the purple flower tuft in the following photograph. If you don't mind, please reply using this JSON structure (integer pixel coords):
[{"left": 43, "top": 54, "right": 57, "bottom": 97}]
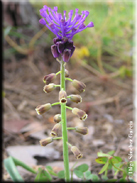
[{"left": 39, "top": 6, "right": 94, "bottom": 40}]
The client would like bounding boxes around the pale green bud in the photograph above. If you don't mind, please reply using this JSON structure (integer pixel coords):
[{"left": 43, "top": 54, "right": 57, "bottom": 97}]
[
  {"left": 43, "top": 83, "right": 55, "bottom": 93},
  {"left": 54, "top": 114, "right": 61, "bottom": 123},
  {"left": 72, "top": 79, "right": 86, "bottom": 93},
  {"left": 69, "top": 94, "right": 82, "bottom": 103},
  {"left": 43, "top": 73, "right": 56, "bottom": 84},
  {"left": 71, "top": 146, "right": 83, "bottom": 159},
  {"left": 35, "top": 103, "right": 51, "bottom": 115},
  {"left": 59, "top": 90, "right": 67, "bottom": 103},
  {"left": 72, "top": 107, "right": 88, "bottom": 121},
  {"left": 50, "top": 123, "right": 61, "bottom": 137},
  {"left": 75, "top": 127, "right": 88, "bottom": 135},
  {"left": 39, "top": 137, "right": 53, "bottom": 146}
]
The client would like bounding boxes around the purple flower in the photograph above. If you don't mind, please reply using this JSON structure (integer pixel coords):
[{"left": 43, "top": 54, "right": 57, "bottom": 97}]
[
  {"left": 39, "top": 5, "right": 94, "bottom": 40},
  {"left": 39, "top": 6, "right": 94, "bottom": 62}
]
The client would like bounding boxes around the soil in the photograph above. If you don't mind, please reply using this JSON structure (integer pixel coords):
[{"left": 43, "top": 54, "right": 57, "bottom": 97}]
[{"left": 3, "top": 45, "right": 134, "bottom": 182}]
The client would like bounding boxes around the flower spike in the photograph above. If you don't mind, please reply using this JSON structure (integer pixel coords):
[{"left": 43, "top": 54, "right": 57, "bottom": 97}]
[{"left": 39, "top": 6, "right": 94, "bottom": 40}]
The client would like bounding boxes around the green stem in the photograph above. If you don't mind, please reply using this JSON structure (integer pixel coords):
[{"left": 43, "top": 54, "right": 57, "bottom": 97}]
[
  {"left": 60, "top": 60, "right": 70, "bottom": 181},
  {"left": 65, "top": 78, "right": 73, "bottom": 81},
  {"left": 67, "top": 127, "right": 76, "bottom": 130},
  {"left": 51, "top": 102, "right": 60, "bottom": 106},
  {"left": 70, "top": 162, "right": 78, "bottom": 182},
  {"left": 66, "top": 106, "right": 73, "bottom": 110},
  {"left": 53, "top": 137, "right": 62, "bottom": 140},
  {"left": 67, "top": 142, "right": 72, "bottom": 147},
  {"left": 56, "top": 71, "right": 61, "bottom": 75},
  {"left": 110, "top": 160, "right": 126, "bottom": 174},
  {"left": 55, "top": 85, "right": 61, "bottom": 87}
]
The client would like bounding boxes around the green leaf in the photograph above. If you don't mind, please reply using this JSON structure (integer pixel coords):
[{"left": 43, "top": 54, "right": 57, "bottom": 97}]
[
  {"left": 107, "top": 150, "right": 115, "bottom": 156},
  {"left": 34, "top": 168, "right": 52, "bottom": 182},
  {"left": 119, "top": 66, "right": 126, "bottom": 78},
  {"left": 126, "top": 68, "right": 132, "bottom": 77},
  {"left": 85, "top": 171, "right": 100, "bottom": 181},
  {"left": 95, "top": 157, "right": 108, "bottom": 164},
  {"left": 111, "top": 158, "right": 120, "bottom": 164},
  {"left": 112, "top": 162, "right": 122, "bottom": 172},
  {"left": 105, "top": 179, "right": 118, "bottom": 182},
  {"left": 4, "top": 26, "right": 12, "bottom": 37},
  {"left": 57, "top": 170, "right": 65, "bottom": 179},
  {"left": 4, "top": 157, "right": 24, "bottom": 182},
  {"left": 119, "top": 178, "right": 129, "bottom": 182},
  {"left": 97, "top": 152, "right": 111, "bottom": 157},
  {"left": 101, "top": 175, "right": 108, "bottom": 180},
  {"left": 89, "top": 174, "right": 100, "bottom": 182},
  {"left": 85, "top": 170, "right": 92, "bottom": 180},
  {"left": 99, "top": 161, "right": 109, "bottom": 174},
  {"left": 73, "top": 170, "right": 84, "bottom": 179},
  {"left": 129, "top": 178, "right": 136, "bottom": 182},
  {"left": 45, "top": 166, "right": 57, "bottom": 177},
  {"left": 74, "top": 163, "right": 89, "bottom": 173},
  {"left": 113, "top": 163, "right": 123, "bottom": 175},
  {"left": 45, "top": 166, "right": 53, "bottom": 171},
  {"left": 108, "top": 162, "right": 112, "bottom": 170},
  {"left": 113, "top": 156, "right": 122, "bottom": 163}
]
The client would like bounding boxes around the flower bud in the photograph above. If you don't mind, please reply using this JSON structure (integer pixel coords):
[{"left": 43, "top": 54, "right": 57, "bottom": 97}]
[
  {"left": 56, "top": 41, "right": 64, "bottom": 53},
  {"left": 71, "top": 46, "right": 75, "bottom": 56},
  {"left": 69, "top": 95, "right": 82, "bottom": 103},
  {"left": 59, "top": 90, "right": 67, "bottom": 103},
  {"left": 54, "top": 114, "right": 61, "bottom": 123},
  {"left": 72, "top": 79, "right": 86, "bottom": 93},
  {"left": 43, "top": 73, "right": 56, "bottom": 84},
  {"left": 65, "top": 40, "right": 73, "bottom": 49},
  {"left": 40, "top": 137, "right": 53, "bottom": 146},
  {"left": 51, "top": 44, "right": 60, "bottom": 58},
  {"left": 35, "top": 103, "right": 51, "bottom": 115},
  {"left": 71, "top": 146, "right": 83, "bottom": 159},
  {"left": 62, "top": 49, "right": 71, "bottom": 62},
  {"left": 50, "top": 123, "right": 61, "bottom": 137},
  {"left": 72, "top": 107, "right": 88, "bottom": 121},
  {"left": 75, "top": 127, "right": 88, "bottom": 135},
  {"left": 53, "top": 37, "right": 62, "bottom": 44},
  {"left": 43, "top": 83, "right": 55, "bottom": 93},
  {"left": 65, "top": 69, "right": 69, "bottom": 77}
]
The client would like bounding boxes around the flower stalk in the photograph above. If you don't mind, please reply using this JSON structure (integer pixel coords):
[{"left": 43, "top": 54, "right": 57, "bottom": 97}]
[
  {"left": 60, "top": 60, "right": 70, "bottom": 181},
  {"left": 37, "top": 5, "right": 94, "bottom": 182}
]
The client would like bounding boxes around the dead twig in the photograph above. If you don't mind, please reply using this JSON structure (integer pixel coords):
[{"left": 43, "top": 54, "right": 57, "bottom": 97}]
[
  {"left": 23, "top": 123, "right": 47, "bottom": 138},
  {"left": 4, "top": 83, "right": 32, "bottom": 97},
  {"left": 29, "top": 26, "right": 47, "bottom": 48},
  {"left": 85, "top": 92, "right": 123, "bottom": 107},
  {"left": 5, "top": 35, "right": 33, "bottom": 55},
  {"left": 4, "top": 97, "right": 20, "bottom": 119}
]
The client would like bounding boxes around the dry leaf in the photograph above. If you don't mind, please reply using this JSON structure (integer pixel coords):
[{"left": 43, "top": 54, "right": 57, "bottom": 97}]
[{"left": 4, "top": 119, "right": 30, "bottom": 133}]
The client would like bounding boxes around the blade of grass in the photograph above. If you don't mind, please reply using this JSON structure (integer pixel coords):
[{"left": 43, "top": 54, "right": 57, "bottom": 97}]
[
  {"left": 11, "top": 156, "right": 37, "bottom": 174},
  {"left": 4, "top": 157, "right": 24, "bottom": 182}
]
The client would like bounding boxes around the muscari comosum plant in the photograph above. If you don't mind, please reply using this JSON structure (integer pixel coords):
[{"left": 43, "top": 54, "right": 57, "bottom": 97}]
[{"left": 35, "top": 5, "right": 94, "bottom": 182}]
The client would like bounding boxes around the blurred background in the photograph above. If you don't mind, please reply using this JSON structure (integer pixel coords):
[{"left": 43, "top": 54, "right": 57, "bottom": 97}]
[{"left": 3, "top": 0, "right": 135, "bottom": 181}]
